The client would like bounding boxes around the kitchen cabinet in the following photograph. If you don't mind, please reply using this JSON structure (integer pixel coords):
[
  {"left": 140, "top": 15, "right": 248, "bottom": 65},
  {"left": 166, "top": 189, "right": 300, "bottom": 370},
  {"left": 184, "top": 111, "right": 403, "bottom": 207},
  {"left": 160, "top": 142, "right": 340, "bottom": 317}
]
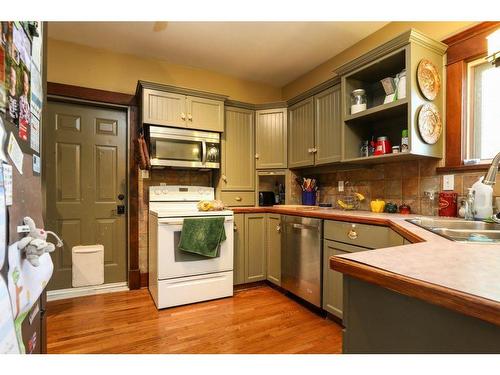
[
  {"left": 288, "top": 85, "right": 342, "bottom": 168},
  {"left": 220, "top": 191, "right": 255, "bottom": 207},
  {"left": 245, "top": 213, "right": 267, "bottom": 282},
  {"left": 255, "top": 108, "right": 287, "bottom": 169},
  {"left": 142, "top": 88, "right": 224, "bottom": 132},
  {"left": 323, "top": 240, "right": 368, "bottom": 318},
  {"left": 323, "top": 220, "right": 405, "bottom": 319},
  {"left": 314, "top": 85, "right": 342, "bottom": 165},
  {"left": 233, "top": 214, "right": 246, "bottom": 285},
  {"left": 221, "top": 107, "right": 255, "bottom": 191},
  {"left": 288, "top": 97, "right": 315, "bottom": 168},
  {"left": 266, "top": 214, "right": 281, "bottom": 286}
]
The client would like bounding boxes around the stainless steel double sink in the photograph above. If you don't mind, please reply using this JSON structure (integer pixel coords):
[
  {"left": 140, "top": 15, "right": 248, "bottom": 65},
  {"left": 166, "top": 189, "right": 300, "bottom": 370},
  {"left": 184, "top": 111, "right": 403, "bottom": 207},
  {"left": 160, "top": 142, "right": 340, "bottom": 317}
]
[{"left": 407, "top": 217, "right": 500, "bottom": 243}]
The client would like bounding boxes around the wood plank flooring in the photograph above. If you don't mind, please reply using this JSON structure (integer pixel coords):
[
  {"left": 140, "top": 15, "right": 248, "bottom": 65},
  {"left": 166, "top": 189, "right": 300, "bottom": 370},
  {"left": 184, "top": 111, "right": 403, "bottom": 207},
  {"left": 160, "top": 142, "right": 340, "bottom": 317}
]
[{"left": 46, "top": 285, "right": 343, "bottom": 354}]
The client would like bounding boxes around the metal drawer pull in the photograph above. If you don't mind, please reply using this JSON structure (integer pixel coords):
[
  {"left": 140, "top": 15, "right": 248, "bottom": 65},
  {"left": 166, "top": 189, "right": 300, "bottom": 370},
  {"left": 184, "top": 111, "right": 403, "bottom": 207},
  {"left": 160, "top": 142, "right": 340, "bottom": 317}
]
[
  {"left": 187, "top": 113, "right": 193, "bottom": 121},
  {"left": 234, "top": 223, "right": 238, "bottom": 231},
  {"left": 347, "top": 224, "right": 358, "bottom": 240},
  {"left": 222, "top": 175, "right": 227, "bottom": 182},
  {"left": 181, "top": 112, "right": 186, "bottom": 120},
  {"left": 235, "top": 196, "right": 242, "bottom": 201},
  {"left": 276, "top": 224, "right": 281, "bottom": 233},
  {"left": 255, "top": 153, "right": 260, "bottom": 159}
]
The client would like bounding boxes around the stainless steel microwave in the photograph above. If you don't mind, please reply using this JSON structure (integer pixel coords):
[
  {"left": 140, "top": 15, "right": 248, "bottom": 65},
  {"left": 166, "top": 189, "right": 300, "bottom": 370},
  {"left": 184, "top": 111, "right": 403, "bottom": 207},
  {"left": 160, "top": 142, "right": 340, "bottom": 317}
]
[{"left": 149, "top": 126, "right": 220, "bottom": 169}]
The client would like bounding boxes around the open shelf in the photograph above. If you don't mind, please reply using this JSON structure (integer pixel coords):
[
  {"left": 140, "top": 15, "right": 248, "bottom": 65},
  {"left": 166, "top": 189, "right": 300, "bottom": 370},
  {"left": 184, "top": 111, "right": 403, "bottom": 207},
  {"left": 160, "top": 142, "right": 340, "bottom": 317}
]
[
  {"left": 344, "top": 98, "right": 408, "bottom": 125},
  {"left": 342, "top": 152, "right": 435, "bottom": 165}
]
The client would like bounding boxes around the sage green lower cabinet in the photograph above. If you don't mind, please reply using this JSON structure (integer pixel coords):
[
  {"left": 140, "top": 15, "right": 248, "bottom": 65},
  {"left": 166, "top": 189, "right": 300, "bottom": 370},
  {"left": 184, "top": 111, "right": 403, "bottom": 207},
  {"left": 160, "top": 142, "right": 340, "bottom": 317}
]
[
  {"left": 266, "top": 214, "right": 281, "bottom": 286},
  {"left": 245, "top": 213, "right": 267, "bottom": 282},
  {"left": 233, "top": 214, "right": 246, "bottom": 285},
  {"left": 323, "top": 240, "right": 347, "bottom": 318}
]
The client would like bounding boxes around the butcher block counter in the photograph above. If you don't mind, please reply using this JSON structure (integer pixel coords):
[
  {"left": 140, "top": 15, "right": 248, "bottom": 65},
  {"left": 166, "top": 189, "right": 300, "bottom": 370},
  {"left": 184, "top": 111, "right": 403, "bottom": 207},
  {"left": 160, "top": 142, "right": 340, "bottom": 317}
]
[{"left": 232, "top": 206, "right": 500, "bottom": 329}]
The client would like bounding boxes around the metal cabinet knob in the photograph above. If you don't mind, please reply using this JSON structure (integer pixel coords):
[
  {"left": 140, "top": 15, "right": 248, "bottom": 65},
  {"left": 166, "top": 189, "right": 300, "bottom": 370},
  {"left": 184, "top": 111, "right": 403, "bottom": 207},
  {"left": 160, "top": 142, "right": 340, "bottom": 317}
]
[
  {"left": 187, "top": 113, "right": 193, "bottom": 121},
  {"left": 347, "top": 224, "right": 358, "bottom": 240},
  {"left": 235, "top": 196, "right": 242, "bottom": 202},
  {"left": 312, "top": 148, "right": 318, "bottom": 153},
  {"left": 234, "top": 223, "right": 238, "bottom": 231},
  {"left": 222, "top": 175, "right": 227, "bottom": 182},
  {"left": 308, "top": 148, "right": 313, "bottom": 153},
  {"left": 276, "top": 224, "right": 281, "bottom": 233},
  {"left": 181, "top": 112, "right": 186, "bottom": 120},
  {"left": 255, "top": 153, "right": 260, "bottom": 159}
]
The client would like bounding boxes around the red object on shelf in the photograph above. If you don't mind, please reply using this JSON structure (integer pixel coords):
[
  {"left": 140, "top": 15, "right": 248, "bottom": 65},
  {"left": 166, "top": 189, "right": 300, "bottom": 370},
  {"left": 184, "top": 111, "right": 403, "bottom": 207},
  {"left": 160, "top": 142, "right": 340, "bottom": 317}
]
[
  {"left": 399, "top": 203, "right": 411, "bottom": 214},
  {"left": 438, "top": 192, "right": 458, "bottom": 217},
  {"left": 374, "top": 136, "right": 392, "bottom": 155}
]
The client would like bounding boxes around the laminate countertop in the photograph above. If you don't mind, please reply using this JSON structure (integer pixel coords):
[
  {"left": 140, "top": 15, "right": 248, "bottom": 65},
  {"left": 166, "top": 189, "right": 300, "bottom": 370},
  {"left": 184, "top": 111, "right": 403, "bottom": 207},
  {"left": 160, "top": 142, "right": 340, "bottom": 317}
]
[{"left": 232, "top": 205, "right": 500, "bottom": 326}]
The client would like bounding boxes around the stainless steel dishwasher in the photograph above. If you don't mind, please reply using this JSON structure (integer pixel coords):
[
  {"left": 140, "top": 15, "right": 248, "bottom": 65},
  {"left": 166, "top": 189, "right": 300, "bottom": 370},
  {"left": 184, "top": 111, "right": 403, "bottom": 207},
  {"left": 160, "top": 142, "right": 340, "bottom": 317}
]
[{"left": 281, "top": 215, "right": 323, "bottom": 307}]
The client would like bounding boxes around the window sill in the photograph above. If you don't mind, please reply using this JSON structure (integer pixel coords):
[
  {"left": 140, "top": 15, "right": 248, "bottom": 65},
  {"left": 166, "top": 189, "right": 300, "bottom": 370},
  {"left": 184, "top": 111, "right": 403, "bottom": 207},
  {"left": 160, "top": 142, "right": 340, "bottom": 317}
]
[{"left": 436, "top": 164, "right": 490, "bottom": 174}]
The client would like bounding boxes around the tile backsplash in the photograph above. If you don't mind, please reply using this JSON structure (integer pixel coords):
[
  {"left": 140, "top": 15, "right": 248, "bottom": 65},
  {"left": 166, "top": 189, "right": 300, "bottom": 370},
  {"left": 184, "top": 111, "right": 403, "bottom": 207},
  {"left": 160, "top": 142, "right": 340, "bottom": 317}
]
[{"left": 289, "top": 159, "right": 500, "bottom": 216}]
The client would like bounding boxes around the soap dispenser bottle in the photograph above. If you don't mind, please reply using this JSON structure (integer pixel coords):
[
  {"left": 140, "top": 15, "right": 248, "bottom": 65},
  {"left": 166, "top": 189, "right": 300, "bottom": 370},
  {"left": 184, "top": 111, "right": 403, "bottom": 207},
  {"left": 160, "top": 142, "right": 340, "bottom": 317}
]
[{"left": 471, "top": 176, "right": 493, "bottom": 219}]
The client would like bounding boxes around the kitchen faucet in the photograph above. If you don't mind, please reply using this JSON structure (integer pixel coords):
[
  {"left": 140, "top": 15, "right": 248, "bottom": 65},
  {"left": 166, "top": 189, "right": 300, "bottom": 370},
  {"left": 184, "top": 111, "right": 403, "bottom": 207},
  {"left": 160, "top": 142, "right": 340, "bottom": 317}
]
[{"left": 482, "top": 151, "right": 500, "bottom": 186}]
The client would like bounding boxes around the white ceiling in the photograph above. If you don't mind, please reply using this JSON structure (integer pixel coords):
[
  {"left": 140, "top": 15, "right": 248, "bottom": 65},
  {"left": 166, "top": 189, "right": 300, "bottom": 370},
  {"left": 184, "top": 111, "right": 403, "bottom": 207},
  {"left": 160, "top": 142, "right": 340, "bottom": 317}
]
[{"left": 48, "top": 22, "right": 389, "bottom": 87}]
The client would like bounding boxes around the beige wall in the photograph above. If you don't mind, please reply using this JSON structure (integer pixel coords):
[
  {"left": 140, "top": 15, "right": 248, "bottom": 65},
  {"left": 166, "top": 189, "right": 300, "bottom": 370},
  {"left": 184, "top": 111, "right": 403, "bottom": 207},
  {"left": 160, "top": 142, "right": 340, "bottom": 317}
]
[
  {"left": 47, "top": 38, "right": 282, "bottom": 103},
  {"left": 281, "top": 21, "right": 477, "bottom": 100}
]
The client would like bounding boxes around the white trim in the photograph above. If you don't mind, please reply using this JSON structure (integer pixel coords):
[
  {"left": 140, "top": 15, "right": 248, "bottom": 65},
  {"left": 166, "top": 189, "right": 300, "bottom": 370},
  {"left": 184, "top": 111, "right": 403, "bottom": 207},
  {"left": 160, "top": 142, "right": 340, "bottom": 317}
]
[{"left": 47, "top": 282, "right": 129, "bottom": 301}]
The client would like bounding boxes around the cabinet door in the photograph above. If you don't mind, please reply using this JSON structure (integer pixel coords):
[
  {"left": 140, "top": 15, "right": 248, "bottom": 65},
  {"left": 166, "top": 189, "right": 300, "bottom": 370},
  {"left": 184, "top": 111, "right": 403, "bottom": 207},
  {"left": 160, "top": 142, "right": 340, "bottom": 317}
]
[
  {"left": 233, "top": 214, "right": 246, "bottom": 285},
  {"left": 314, "top": 85, "right": 341, "bottom": 165},
  {"left": 255, "top": 108, "right": 287, "bottom": 169},
  {"left": 142, "top": 88, "right": 187, "bottom": 127},
  {"left": 323, "top": 240, "right": 348, "bottom": 319},
  {"left": 186, "top": 96, "right": 224, "bottom": 132},
  {"left": 245, "top": 213, "right": 266, "bottom": 282},
  {"left": 266, "top": 214, "right": 281, "bottom": 286},
  {"left": 221, "top": 107, "right": 255, "bottom": 191},
  {"left": 288, "top": 97, "right": 315, "bottom": 168}
]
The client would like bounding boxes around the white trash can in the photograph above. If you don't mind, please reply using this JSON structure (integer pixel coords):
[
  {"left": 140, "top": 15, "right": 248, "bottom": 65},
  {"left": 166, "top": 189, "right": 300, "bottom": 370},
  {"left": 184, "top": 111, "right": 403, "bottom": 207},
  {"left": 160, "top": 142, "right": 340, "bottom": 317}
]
[{"left": 72, "top": 245, "right": 104, "bottom": 288}]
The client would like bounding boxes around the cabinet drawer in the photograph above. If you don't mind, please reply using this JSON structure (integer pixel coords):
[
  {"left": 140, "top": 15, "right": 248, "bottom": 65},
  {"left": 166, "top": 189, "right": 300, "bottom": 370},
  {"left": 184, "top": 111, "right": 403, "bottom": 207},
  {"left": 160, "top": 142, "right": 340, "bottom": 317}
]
[
  {"left": 324, "top": 220, "right": 393, "bottom": 249},
  {"left": 220, "top": 191, "right": 255, "bottom": 207}
]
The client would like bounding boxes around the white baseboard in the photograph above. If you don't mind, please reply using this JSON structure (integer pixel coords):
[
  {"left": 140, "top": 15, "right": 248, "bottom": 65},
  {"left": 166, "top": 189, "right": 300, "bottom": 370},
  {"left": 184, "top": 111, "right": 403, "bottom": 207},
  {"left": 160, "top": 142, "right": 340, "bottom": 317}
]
[{"left": 47, "top": 282, "right": 129, "bottom": 301}]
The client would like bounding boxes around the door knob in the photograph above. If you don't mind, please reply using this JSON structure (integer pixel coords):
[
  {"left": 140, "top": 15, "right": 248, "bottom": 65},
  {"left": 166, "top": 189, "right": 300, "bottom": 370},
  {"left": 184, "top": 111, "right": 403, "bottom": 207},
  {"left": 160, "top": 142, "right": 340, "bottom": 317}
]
[{"left": 118, "top": 194, "right": 125, "bottom": 201}]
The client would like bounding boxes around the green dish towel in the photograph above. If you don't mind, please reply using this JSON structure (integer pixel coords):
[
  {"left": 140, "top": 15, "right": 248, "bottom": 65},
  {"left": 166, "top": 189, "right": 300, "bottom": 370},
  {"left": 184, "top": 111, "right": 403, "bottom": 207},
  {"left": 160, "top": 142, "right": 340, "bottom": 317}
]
[{"left": 178, "top": 217, "right": 227, "bottom": 258}]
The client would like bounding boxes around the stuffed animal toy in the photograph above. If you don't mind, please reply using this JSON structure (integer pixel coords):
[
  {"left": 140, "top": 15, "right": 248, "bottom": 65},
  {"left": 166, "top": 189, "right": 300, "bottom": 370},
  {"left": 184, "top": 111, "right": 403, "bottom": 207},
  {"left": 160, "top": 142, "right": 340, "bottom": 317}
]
[{"left": 17, "top": 217, "right": 63, "bottom": 267}]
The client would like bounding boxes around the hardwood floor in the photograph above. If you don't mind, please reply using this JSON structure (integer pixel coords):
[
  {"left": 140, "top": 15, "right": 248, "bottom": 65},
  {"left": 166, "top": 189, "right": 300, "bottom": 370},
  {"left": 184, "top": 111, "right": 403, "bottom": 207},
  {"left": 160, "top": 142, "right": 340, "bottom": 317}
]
[{"left": 46, "top": 285, "right": 343, "bottom": 354}]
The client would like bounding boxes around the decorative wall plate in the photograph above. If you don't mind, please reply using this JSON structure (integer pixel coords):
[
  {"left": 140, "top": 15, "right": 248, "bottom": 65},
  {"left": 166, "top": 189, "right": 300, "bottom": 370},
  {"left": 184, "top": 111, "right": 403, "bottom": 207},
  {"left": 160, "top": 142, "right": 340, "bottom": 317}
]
[
  {"left": 417, "top": 59, "right": 441, "bottom": 100},
  {"left": 418, "top": 103, "right": 442, "bottom": 144}
]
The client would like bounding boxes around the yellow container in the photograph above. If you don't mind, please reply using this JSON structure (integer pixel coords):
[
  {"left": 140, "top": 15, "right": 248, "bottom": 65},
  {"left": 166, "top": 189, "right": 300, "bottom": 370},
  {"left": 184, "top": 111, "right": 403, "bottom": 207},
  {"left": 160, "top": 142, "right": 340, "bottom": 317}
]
[{"left": 370, "top": 199, "right": 386, "bottom": 213}]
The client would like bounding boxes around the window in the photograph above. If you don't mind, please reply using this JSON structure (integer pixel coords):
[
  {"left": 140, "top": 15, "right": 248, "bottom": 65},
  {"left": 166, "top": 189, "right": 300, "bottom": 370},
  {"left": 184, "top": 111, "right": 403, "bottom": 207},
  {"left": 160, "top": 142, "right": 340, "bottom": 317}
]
[{"left": 465, "top": 58, "right": 500, "bottom": 162}]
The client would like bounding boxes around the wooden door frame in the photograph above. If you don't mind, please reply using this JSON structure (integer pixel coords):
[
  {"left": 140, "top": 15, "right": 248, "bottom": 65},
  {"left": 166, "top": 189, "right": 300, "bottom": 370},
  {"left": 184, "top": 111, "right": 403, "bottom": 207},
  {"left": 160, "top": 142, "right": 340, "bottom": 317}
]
[{"left": 45, "top": 82, "right": 141, "bottom": 290}]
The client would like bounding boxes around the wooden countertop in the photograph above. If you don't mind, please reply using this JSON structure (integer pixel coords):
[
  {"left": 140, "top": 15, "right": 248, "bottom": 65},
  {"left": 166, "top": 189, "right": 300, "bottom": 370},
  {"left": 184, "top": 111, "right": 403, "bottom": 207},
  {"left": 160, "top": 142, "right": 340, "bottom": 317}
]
[{"left": 231, "top": 205, "right": 500, "bottom": 326}]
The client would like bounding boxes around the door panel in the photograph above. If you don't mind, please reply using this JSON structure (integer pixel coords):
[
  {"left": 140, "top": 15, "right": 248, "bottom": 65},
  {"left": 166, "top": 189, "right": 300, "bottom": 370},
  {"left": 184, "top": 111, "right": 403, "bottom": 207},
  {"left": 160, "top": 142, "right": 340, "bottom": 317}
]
[
  {"left": 315, "top": 85, "right": 342, "bottom": 165},
  {"left": 143, "top": 88, "right": 186, "bottom": 128},
  {"left": 45, "top": 101, "right": 127, "bottom": 290},
  {"left": 288, "top": 97, "right": 315, "bottom": 168},
  {"left": 233, "top": 214, "right": 245, "bottom": 285},
  {"left": 245, "top": 213, "right": 266, "bottom": 282},
  {"left": 255, "top": 108, "right": 287, "bottom": 169},
  {"left": 222, "top": 107, "right": 255, "bottom": 191},
  {"left": 186, "top": 96, "right": 224, "bottom": 132},
  {"left": 266, "top": 214, "right": 281, "bottom": 286},
  {"left": 323, "top": 240, "right": 347, "bottom": 318}
]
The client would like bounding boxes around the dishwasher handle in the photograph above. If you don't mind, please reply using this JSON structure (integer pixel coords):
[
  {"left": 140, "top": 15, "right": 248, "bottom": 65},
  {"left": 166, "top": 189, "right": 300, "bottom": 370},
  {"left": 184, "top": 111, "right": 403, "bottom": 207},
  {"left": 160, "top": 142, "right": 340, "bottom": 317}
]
[{"left": 291, "top": 223, "right": 320, "bottom": 231}]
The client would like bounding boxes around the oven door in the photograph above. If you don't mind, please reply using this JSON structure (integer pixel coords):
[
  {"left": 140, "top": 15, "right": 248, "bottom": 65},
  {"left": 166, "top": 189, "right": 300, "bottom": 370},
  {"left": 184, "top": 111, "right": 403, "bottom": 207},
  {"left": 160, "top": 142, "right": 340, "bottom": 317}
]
[{"left": 157, "top": 216, "right": 234, "bottom": 280}]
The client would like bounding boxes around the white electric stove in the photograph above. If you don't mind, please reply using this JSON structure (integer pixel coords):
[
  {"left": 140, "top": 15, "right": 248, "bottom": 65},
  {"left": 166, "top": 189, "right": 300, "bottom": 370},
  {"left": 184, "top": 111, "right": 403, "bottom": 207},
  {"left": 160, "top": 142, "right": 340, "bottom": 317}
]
[{"left": 148, "top": 185, "right": 234, "bottom": 309}]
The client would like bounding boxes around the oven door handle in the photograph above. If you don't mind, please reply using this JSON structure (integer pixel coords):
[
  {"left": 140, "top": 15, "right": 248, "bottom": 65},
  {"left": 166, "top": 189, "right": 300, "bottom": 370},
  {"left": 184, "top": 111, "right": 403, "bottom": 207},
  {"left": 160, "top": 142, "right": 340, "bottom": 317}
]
[
  {"left": 201, "top": 140, "right": 207, "bottom": 164},
  {"left": 158, "top": 217, "right": 234, "bottom": 225}
]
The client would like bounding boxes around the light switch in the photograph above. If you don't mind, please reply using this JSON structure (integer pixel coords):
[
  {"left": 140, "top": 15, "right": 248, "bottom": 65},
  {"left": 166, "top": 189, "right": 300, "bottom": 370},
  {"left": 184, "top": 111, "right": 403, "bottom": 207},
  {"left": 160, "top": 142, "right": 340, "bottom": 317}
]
[
  {"left": 443, "top": 174, "right": 454, "bottom": 191},
  {"left": 338, "top": 181, "right": 344, "bottom": 192}
]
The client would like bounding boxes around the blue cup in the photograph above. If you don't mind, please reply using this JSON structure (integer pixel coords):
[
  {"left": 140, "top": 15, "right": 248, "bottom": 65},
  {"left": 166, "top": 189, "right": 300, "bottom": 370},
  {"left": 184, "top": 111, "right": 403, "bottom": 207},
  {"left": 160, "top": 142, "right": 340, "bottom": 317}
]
[{"left": 302, "top": 191, "right": 316, "bottom": 206}]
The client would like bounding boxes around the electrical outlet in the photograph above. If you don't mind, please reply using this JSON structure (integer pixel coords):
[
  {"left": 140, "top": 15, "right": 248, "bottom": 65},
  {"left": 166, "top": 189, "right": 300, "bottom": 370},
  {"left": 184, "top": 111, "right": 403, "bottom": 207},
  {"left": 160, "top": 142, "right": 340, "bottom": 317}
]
[
  {"left": 338, "top": 180, "right": 344, "bottom": 192},
  {"left": 443, "top": 174, "right": 454, "bottom": 191},
  {"left": 141, "top": 169, "right": 150, "bottom": 179}
]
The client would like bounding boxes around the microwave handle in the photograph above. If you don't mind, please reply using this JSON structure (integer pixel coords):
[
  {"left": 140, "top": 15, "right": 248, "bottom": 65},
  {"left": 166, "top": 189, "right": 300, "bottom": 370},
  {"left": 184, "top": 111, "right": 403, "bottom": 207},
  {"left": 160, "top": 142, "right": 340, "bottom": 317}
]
[{"left": 202, "top": 140, "right": 207, "bottom": 164}]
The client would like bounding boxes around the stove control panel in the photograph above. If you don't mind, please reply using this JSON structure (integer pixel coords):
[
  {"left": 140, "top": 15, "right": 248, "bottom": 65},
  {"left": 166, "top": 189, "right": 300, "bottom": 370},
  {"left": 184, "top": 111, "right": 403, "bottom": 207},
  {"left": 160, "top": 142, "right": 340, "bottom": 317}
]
[{"left": 149, "top": 185, "right": 214, "bottom": 202}]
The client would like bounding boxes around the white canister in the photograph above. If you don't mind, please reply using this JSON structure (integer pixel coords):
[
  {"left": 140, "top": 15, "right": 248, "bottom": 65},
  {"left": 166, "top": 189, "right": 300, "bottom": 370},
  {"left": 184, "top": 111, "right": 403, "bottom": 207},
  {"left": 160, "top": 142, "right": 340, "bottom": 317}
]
[{"left": 471, "top": 176, "right": 493, "bottom": 219}]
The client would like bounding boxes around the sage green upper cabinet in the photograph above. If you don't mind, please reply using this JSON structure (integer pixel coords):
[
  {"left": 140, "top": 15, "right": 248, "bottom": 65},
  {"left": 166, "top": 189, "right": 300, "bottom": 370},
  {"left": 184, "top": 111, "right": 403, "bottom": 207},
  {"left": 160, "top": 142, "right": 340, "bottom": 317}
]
[
  {"left": 266, "top": 214, "right": 281, "bottom": 286},
  {"left": 255, "top": 108, "right": 287, "bottom": 169},
  {"left": 314, "top": 85, "right": 342, "bottom": 165},
  {"left": 245, "top": 213, "right": 267, "bottom": 282},
  {"left": 288, "top": 97, "right": 315, "bottom": 168},
  {"left": 221, "top": 107, "right": 255, "bottom": 191},
  {"left": 139, "top": 82, "right": 226, "bottom": 132},
  {"left": 142, "top": 88, "right": 187, "bottom": 128},
  {"left": 186, "top": 96, "right": 224, "bottom": 132}
]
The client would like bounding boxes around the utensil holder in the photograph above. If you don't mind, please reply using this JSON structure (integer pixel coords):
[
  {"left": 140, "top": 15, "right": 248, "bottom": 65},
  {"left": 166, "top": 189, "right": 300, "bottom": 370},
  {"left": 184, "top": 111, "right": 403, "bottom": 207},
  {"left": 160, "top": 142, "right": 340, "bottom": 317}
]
[{"left": 302, "top": 191, "right": 316, "bottom": 206}]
